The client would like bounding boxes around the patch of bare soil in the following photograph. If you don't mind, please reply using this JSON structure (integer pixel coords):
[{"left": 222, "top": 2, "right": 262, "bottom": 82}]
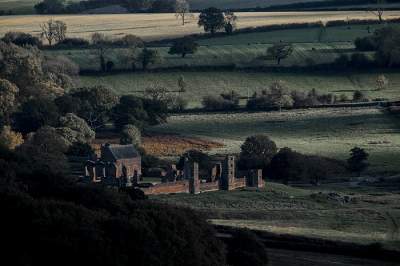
[{"left": 142, "top": 133, "right": 224, "bottom": 156}]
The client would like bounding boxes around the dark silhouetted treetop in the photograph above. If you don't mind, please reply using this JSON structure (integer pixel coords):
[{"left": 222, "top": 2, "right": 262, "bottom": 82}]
[
  {"left": 198, "top": 7, "right": 226, "bottom": 35},
  {"left": 168, "top": 37, "right": 198, "bottom": 58}
]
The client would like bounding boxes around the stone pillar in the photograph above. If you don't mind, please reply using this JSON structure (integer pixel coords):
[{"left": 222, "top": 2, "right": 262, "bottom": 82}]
[
  {"left": 167, "top": 164, "right": 177, "bottom": 182},
  {"left": 85, "top": 165, "right": 90, "bottom": 177},
  {"left": 246, "top": 169, "right": 264, "bottom": 188},
  {"left": 221, "top": 156, "right": 235, "bottom": 190},
  {"left": 89, "top": 165, "right": 96, "bottom": 182},
  {"left": 183, "top": 157, "right": 191, "bottom": 180},
  {"left": 132, "top": 170, "right": 139, "bottom": 185},
  {"left": 189, "top": 162, "right": 200, "bottom": 194},
  {"left": 256, "top": 169, "right": 264, "bottom": 188}
]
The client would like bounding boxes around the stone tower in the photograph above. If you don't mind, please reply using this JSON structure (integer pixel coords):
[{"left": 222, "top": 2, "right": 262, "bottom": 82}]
[
  {"left": 189, "top": 162, "right": 200, "bottom": 194},
  {"left": 221, "top": 155, "right": 235, "bottom": 190}
]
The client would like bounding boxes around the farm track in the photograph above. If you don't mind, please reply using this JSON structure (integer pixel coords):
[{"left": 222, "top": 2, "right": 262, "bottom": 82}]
[
  {"left": 266, "top": 248, "right": 399, "bottom": 266},
  {"left": 216, "top": 225, "right": 400, "bottom": 265}
]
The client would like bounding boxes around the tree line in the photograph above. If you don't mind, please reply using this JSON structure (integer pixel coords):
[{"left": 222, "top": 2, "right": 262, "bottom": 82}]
[
  {"left": 35, "top": 0, "right": 178, "bottom": 14},
  {"left": 180, "top": 135, "right": 369, "bottom": 185}
]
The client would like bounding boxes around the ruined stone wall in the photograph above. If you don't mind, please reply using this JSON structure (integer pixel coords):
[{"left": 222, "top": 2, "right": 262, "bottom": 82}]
[
  {"left": 199, "top": 181, "right": 220, "bottom": 193},
  {"left": 230, "top": 178, "right": 246, "bottom": 190},
  {"left": 142, "top": 180, "right": 190, "bottom": 195},
  {"left": 115, "top": 158, "right": 141, "bottom": 177}
]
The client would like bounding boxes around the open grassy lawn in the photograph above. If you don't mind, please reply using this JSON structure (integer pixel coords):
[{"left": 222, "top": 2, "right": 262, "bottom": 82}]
[
  {"left": 80, "top": 70, "right": 400, "bottom": 108},
  {"left": 1, "top": 11, "right": 400, "bottom": 40},
  {"left": 152, "top": 182, "right": 400, "bottom": 250},
  {"left": 149, "top": 107, "right": 400, "bottom": 175}
]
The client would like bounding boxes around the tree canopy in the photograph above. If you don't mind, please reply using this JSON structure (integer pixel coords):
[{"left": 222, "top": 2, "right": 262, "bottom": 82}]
[
  {"left": 168, "top": 37, "right": 198, "bottom": 58},
  {"left": 198, "top": 7, "right": 226, "bottom": 35},
  {"left": 239, "top": 135, "right": 278, "bottom": 170},
  {"left": 267, "top": 43, "right": 294, "bottom": 65}
]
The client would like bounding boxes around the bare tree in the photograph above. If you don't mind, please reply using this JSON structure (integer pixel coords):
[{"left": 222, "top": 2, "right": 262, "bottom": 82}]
[
  {"left": 376, "top": 74, "right": 389, "bottom": 90},
  {"left": 54, "top": 20, "right": 67, "bottom": 43},
  {"left": 224, "top": 11, "right": 237, "bottom": 34},
  {"left": 369, "top": 0, "right": 386, "bottom": 23},
  {"left": 39, "top": 19, "right": 67, "bottom": 45},
  {"left": 40, "top": 19, "right": 57, "bottom": 46},
  {"left": 175, "top": 0, "right": 191, "bottom": 25},
  {"left": 91, "top": 33, "right": 111, "bottom": 72}
]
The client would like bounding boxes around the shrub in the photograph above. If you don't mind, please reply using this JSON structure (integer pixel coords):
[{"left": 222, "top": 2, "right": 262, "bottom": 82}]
[
  {"left": 56, "top": 37, "right": 89, "bottom": 48},
  {"left": 106, "top": 60, "right": 114, "bottom": 72},
  {"left": 373, "top": 26, "right": 400, "bottom": 67},
  {"left": 114, "top": 34, "right": 144, "bottom": 47},
  {"left": 169, "top": 96, "right": 188, "bottom": 112},
  {"left": 202, "top": 95, "right": 238, "bottom": 111},
  {"left": 347, "top": 147, "right": 369, "bottom": 176},
  {"left": 0, "top": 126, "right": 23, "bottom": 150},
  {"left": 58, "top": 113, "right": 95, "bottom": 143},
  {"left": 376, "top": 74, "right": 389, "bottom": 90},
  {"left": 334, "top": 54, "right": 350, "bottom": 68},
  {"left": 120, "top": 124, "right": 141, "bottom": 146},
  {"left": 13, "top": 98, "right": 60, "bottom": 134},
  {"left": 353, "top": 90, "right": 368, "bottom": 102},
  {"left": 247, "top": 81, "right": 293, "bottom": 110},
  {"left": 354, "top": 36, "right": 377, "bottom": 51},
  {"left": 2, "top": 32, "right": 41, "bottom": 47},
  {"left": 43, "top": 55, "right": 80, "bottom": 77},
  {"left": 168, "top": 37, "right": 199, "bottom": 58},
  {"left": 66, "top": 142, "right": 94, "bottom": 157},
  {"left": 268, "top": 147, "right": 347, "bottom": 184},
  {"left": 350, "top": 53, "right": 373, "bottom": 68}
]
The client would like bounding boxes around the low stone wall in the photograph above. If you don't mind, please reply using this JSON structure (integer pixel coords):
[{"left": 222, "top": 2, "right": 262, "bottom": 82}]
[
  {"left": 142, "top": 180, "right": 190, "bottom": 195},
  {"left": 230, "top": 178, "right": 246, "bottom": 190},
  {"left": 200, "top": 181, "right": 220, "bottom": 193}
]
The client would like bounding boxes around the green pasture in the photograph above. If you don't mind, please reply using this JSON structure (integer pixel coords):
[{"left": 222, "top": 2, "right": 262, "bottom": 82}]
[
  {"left": 0, "top": 0, "right": 36, "bottom": 13},
  {"left": 48, "top": 42, "right": 359, "bottom": 71},
  {"left": 153, "top": 182, "right": 400, "bottom": 250},
  {"left": 198, "top": 23, "right": 392, "bottom": 45},
  {"left": 80, "top": 70, "right": 400, "bottom": 108},
  {"left": 48, "top": 23, "right": 400, "bottom": 72},
  {"left": 149, "top": 107, "right": 400, "bottom": 175}
]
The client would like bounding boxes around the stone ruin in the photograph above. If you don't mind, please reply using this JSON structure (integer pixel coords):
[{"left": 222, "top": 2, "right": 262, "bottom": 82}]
[
  {"left": 141, "top": 155, "right": 265, "bottom": 195},
  {"left": 83, "top": 144, "right": 264, "bottom": 195}
]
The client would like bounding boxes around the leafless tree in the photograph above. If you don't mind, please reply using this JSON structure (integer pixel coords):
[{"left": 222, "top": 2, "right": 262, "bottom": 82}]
[
  {"left": 53, "top": 20, "right": 67, "bottom": 43},
  {"left": 175, "top": 0, "right": 191, "bottom": 25},
  {"left": 369, "top": 0, "right": 386, "bottom": 23},
  {"left": 91, "top": 33, "right": 111, "bottom": 72},
  {"left": 40, "top": 19, "right": 56, "bottom": 46},
  {"left": 39, "top": 19, "right": 67, "bottom": 45}
]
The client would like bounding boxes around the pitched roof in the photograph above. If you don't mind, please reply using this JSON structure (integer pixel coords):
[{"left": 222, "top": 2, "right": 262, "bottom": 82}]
[{"left": 104, "top": 144, "right": 140, "bottom": 160}]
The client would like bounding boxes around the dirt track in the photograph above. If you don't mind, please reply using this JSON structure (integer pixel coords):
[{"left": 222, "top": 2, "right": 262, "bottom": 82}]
[{"left": 267, "top": 248, "right": 399, "bottom": 266}]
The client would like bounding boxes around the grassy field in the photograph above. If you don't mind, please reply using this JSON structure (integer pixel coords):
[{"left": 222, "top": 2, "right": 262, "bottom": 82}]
[
  {"left": 47, "top": 21, "right": 400, "bottom": 73},
  {"left": 52, "top": 42, "right": 361, "bottom": 71},
  {"left": 0, "top": 0, "right": 321, "bottom": 13},
  {"left": 1, "top": 11, "right": 400, "bottom": 40},
  {"left": 80, "top": 70, "right": 400, "bottom": 108},
  {"left": 149, "top": 107, "right": 400, "bottom": 174},
  {"left": 152, "top": 182, "right": 400, "bottom": 250}
]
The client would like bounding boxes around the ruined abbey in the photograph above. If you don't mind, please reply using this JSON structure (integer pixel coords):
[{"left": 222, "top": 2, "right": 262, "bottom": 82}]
[{"left": 84, "top": 144, "right": 264, "bottom": 195}]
